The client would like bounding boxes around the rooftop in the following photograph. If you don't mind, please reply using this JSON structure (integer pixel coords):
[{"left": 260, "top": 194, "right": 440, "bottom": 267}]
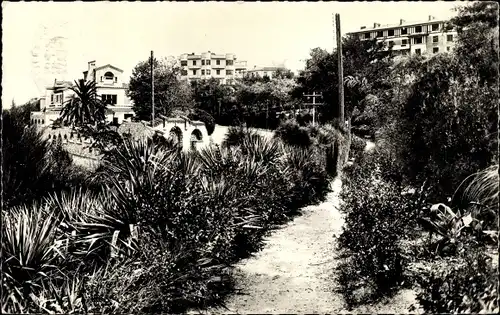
[{"left": 348, "top": 16, "right": 449, "bottom": 34}]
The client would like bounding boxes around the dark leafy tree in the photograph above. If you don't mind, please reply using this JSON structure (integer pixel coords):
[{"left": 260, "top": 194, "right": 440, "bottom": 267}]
[{"left": 128, "top": 57, "right": 193, "bottom": 121}]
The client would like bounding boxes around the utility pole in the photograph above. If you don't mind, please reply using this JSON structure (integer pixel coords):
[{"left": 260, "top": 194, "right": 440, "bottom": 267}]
[
  {"left": 303, "top": 92, "right": 323, "bottom": 126},
  {"left": 335, "top": 13, "right": 345, "bottom": 127},
  {"left": 151, "top": 50, "right": 155, "bottom": 127}
]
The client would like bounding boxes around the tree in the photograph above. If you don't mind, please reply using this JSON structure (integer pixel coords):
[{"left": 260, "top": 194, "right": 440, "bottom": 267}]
[
  {"left": 446, "top": 1, "right": 499, "bottom": 86},
  {"left": 293, "top": 36, "right": 393, "bottom": 124},
  {"left": 61, "top": 79, "right": 107, "bottom": 127},
  {"left": 128, "top": 57, "right": 193, "bottom": 121},
  {"left": 273, "top": 68, "right": 295, "bottom": 79}
]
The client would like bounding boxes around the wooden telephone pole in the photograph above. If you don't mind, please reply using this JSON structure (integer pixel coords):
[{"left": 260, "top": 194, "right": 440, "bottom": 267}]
[
  {"left": 151, "top": 50, "right": 155, "bottom": 127},
  {"left": 335, "top": 13, "right": 345, "bottom": 127}
]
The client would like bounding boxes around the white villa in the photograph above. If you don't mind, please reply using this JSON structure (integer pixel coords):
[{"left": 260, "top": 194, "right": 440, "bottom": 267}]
[{"left": 31, "top": 60, "right": 135, "bottom": 126}]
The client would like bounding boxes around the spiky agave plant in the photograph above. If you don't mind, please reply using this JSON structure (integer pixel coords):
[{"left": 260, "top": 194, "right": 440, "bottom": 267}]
[
  {"left": 2, "top": 204, "right": 65, "bottom": 307},
  {"left": 240, "top": 133, "right": 283, "bottom": 165},
  {"left": 452, "top": 164, "right": 499, "bottom": 230}
]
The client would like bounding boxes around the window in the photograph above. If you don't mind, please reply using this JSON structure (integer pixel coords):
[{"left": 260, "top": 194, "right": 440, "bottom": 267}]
[
  {"left": 402, "top": 39, "right": 408, "bottom": 46},
  {"left": 101, "top": 94, "right": 117, "bottom": 105},
  {"left": 415, "top": 37, "right": 423, "bottom": 44},
  {"left": 192, "top": 60, "right": 197, "bottom": 66},
  {"left": 364, "top": 32, "right": 370, "bottom": 39},
  {"left": 114, "top": 77, "right": 117, "bottom": 83},
  {"left": 206, "top": 60, "right": 211, "bottom": 65},
  {"left": 401, "top": 27, "right": 408, "bottom": 35},
  {"left": 104, "top": 71, "right": 114, "bottom": 80},
  {"left": 181, "top": 60, "right": 187, "bottom": 66},
  {"left": 447, "top": 46, "right": 451, "bottom": 51},
  {"left": 201, "top": 69, "right": 205, "bottom": 75},
  {"left": 206, "top": 69, "right": 211, "bottom": 75},
  {"left": 433, "top": 47, "right": 439, "bottom": 54},
  {"left": 181, "top": 69, "right": 188, "bottom": 76},
  {"left": 415, "top": 25, "right": 422, "bottom": 33},
  {"left": 216, "top": 69, "right": 221, "bottom": 75},
  {"left": 226, "top": 70, "right": 233, "bottom": 75},
  {"left": 447, "top": 34, "right": 453, "bottom": 42},
  {"left": 432, "top": 24, "right": 439, "bottom": 31},
  {"left": 433, "top": 35, "right": 439, "bottom": 43},
  {"left": 388, "top": 29, "right": 394, "bottom": 36},
  {"left": 377, "top": 31, "right": 383, "bottom": 38},
  {"left": 192, "top": 70, "right": 197, "bottom": 75},
  {"left": 226, "top": 60, "right": 233, "bottom": 66},
  {"left": 415, "top": 49, "right": 421, "bottom": 55},
  {"left": 216, "top": 59, "right": 221, "bottom": 65},
  {"left": 202, "top": 60, "right": 205, "bottom": 66},
  {"left": 51, "top": 95, "right": 54, "bottom": 103},
  {"left": 388, "top": 41, "right": 394, "bottom": 47}
]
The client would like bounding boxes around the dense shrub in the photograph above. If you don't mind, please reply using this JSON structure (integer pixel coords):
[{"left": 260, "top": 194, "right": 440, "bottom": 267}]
[
  {"left": 274, "top": 119, "right": 313, "bottom": 148},
  {"left": 188, "top": 108, "right": 216, "bottom": 136},
  {"left": 336, "top": 149, "right": 420, "bottom": 307},
  {"left": 414, "top": 249, "right": 499, "bottom": 313},
  {"left": 349, "top": 134, "right": 367, "bottom": 160},
  {"left": 2, "top": 109, "right": 91, "bottom": 209}
]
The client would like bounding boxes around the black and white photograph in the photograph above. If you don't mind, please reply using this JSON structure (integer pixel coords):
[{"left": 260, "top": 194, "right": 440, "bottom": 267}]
[{"left": 1, "top": 1, "right": 499, "bottom": 313}]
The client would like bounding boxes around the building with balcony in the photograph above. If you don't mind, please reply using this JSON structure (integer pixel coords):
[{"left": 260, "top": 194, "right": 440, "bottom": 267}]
[
  {"left": 31, "top": 60, "right": 135, "bottom": 126},
  {"left": 347, "top": 15, "right": 457, "bottom": 56},
  {"left": 179, "top": 51, "right": 247, "bottom": 85}
]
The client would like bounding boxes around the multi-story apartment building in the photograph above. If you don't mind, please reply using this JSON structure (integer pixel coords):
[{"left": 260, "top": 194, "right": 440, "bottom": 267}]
[
  {"left": 347, "top": 15, "right": 457, "bottom": 56},
  {"left": 31, "top": 60, "right": 135, "bottom": 126},
  {"left": 179, "top": 51, "right": 247, "bottom": 85}
]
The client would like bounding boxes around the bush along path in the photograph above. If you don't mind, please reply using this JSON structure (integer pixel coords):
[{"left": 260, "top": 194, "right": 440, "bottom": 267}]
[{"left": 189, "top": 142, "right": 420, "bottom": 314}]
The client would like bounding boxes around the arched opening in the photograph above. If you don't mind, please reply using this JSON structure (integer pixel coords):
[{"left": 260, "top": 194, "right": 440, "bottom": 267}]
[
  {"left": 41, "top": 119, "right": 44, "bottom": 125},
  {"left": 168, "top": 126, "right": 183, "bottom": 149},
  {"left": 190, "top": 129, "right": 203, "bottom": 151},
  {"left": 104, "top": 71, "right": 114, "bottom": 80},
  {"left": 64, "top": 134, "right": 67, "bottom": 140}
]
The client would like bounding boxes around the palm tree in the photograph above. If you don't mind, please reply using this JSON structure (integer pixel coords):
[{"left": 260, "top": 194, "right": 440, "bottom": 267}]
[{"left": 61, "top": 79, "right": 107, "bottom": 127}]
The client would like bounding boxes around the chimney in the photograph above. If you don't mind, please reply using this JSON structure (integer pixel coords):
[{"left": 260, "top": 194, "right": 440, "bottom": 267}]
[
  {"left": 428, "top": 15, "right": 435, "bottom": 21},
  {"left": 360, "top": 26, "right": 366, "bottom": 30},
  {"left": 374, "top": 22, "right": 378, "bottom": 28},
  {"left": 88, "top": 61, "right": 96, "bottom": 81},
  {"left": 400, "top": 19, "right": 405, "bottom": 25}
]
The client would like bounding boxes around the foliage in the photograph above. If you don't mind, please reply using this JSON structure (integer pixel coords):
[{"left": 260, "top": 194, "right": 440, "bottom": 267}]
[
  {"left": 61, "top": 79, "right": 107, "bottom": 127},
  {"left": 349, "top": 134, "right": 367, "bottom": 160},
  {"left": 447, "top": 1, "right": 499, "bottom": 86},
  {"left": 294, "top": 36, "right": 393, "bottom": 123},
  {"left": 1, "top": 109, "right": 88, "bottom": 209},
  {"left": 274, "top": 119, "right": 313, "bottom": 148},
  {"left": 415, "top": 249, "right": 499, "bottom": 314},
  {"left": 188, "top": 108, "right": 216, "bottom": 136},
  {"left": 392, "top": 53, "right": 498, "bottom": 200},
  {"left": 1, "top": 205, "right": 63, "bottom": 308},
  {"left": 128, "top": 57, "right": 194, "bottom": 121},
  {"left": 337, "top": 149, "right": 420, "bottom": 307}
]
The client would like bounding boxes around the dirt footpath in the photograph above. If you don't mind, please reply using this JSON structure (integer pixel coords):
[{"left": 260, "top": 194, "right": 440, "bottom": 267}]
[{"left": 189, "top": 140, "right": 419, "bottom": 314}]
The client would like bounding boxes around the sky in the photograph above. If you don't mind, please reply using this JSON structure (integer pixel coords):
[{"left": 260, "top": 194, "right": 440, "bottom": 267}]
[{"left": 2, "top": 1, "right": 463, "bottom": 109}]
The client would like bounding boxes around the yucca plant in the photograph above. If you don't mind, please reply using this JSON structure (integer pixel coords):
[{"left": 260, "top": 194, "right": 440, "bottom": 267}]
[
  {"left": 2, "top": 205, "right": 64, "bottom": 304},
  {"left": 240, "top": 133, "right": 283, "bottom": 165},
  {"left": 452, "top": 164, "right": 499, "bottom": 230}
]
